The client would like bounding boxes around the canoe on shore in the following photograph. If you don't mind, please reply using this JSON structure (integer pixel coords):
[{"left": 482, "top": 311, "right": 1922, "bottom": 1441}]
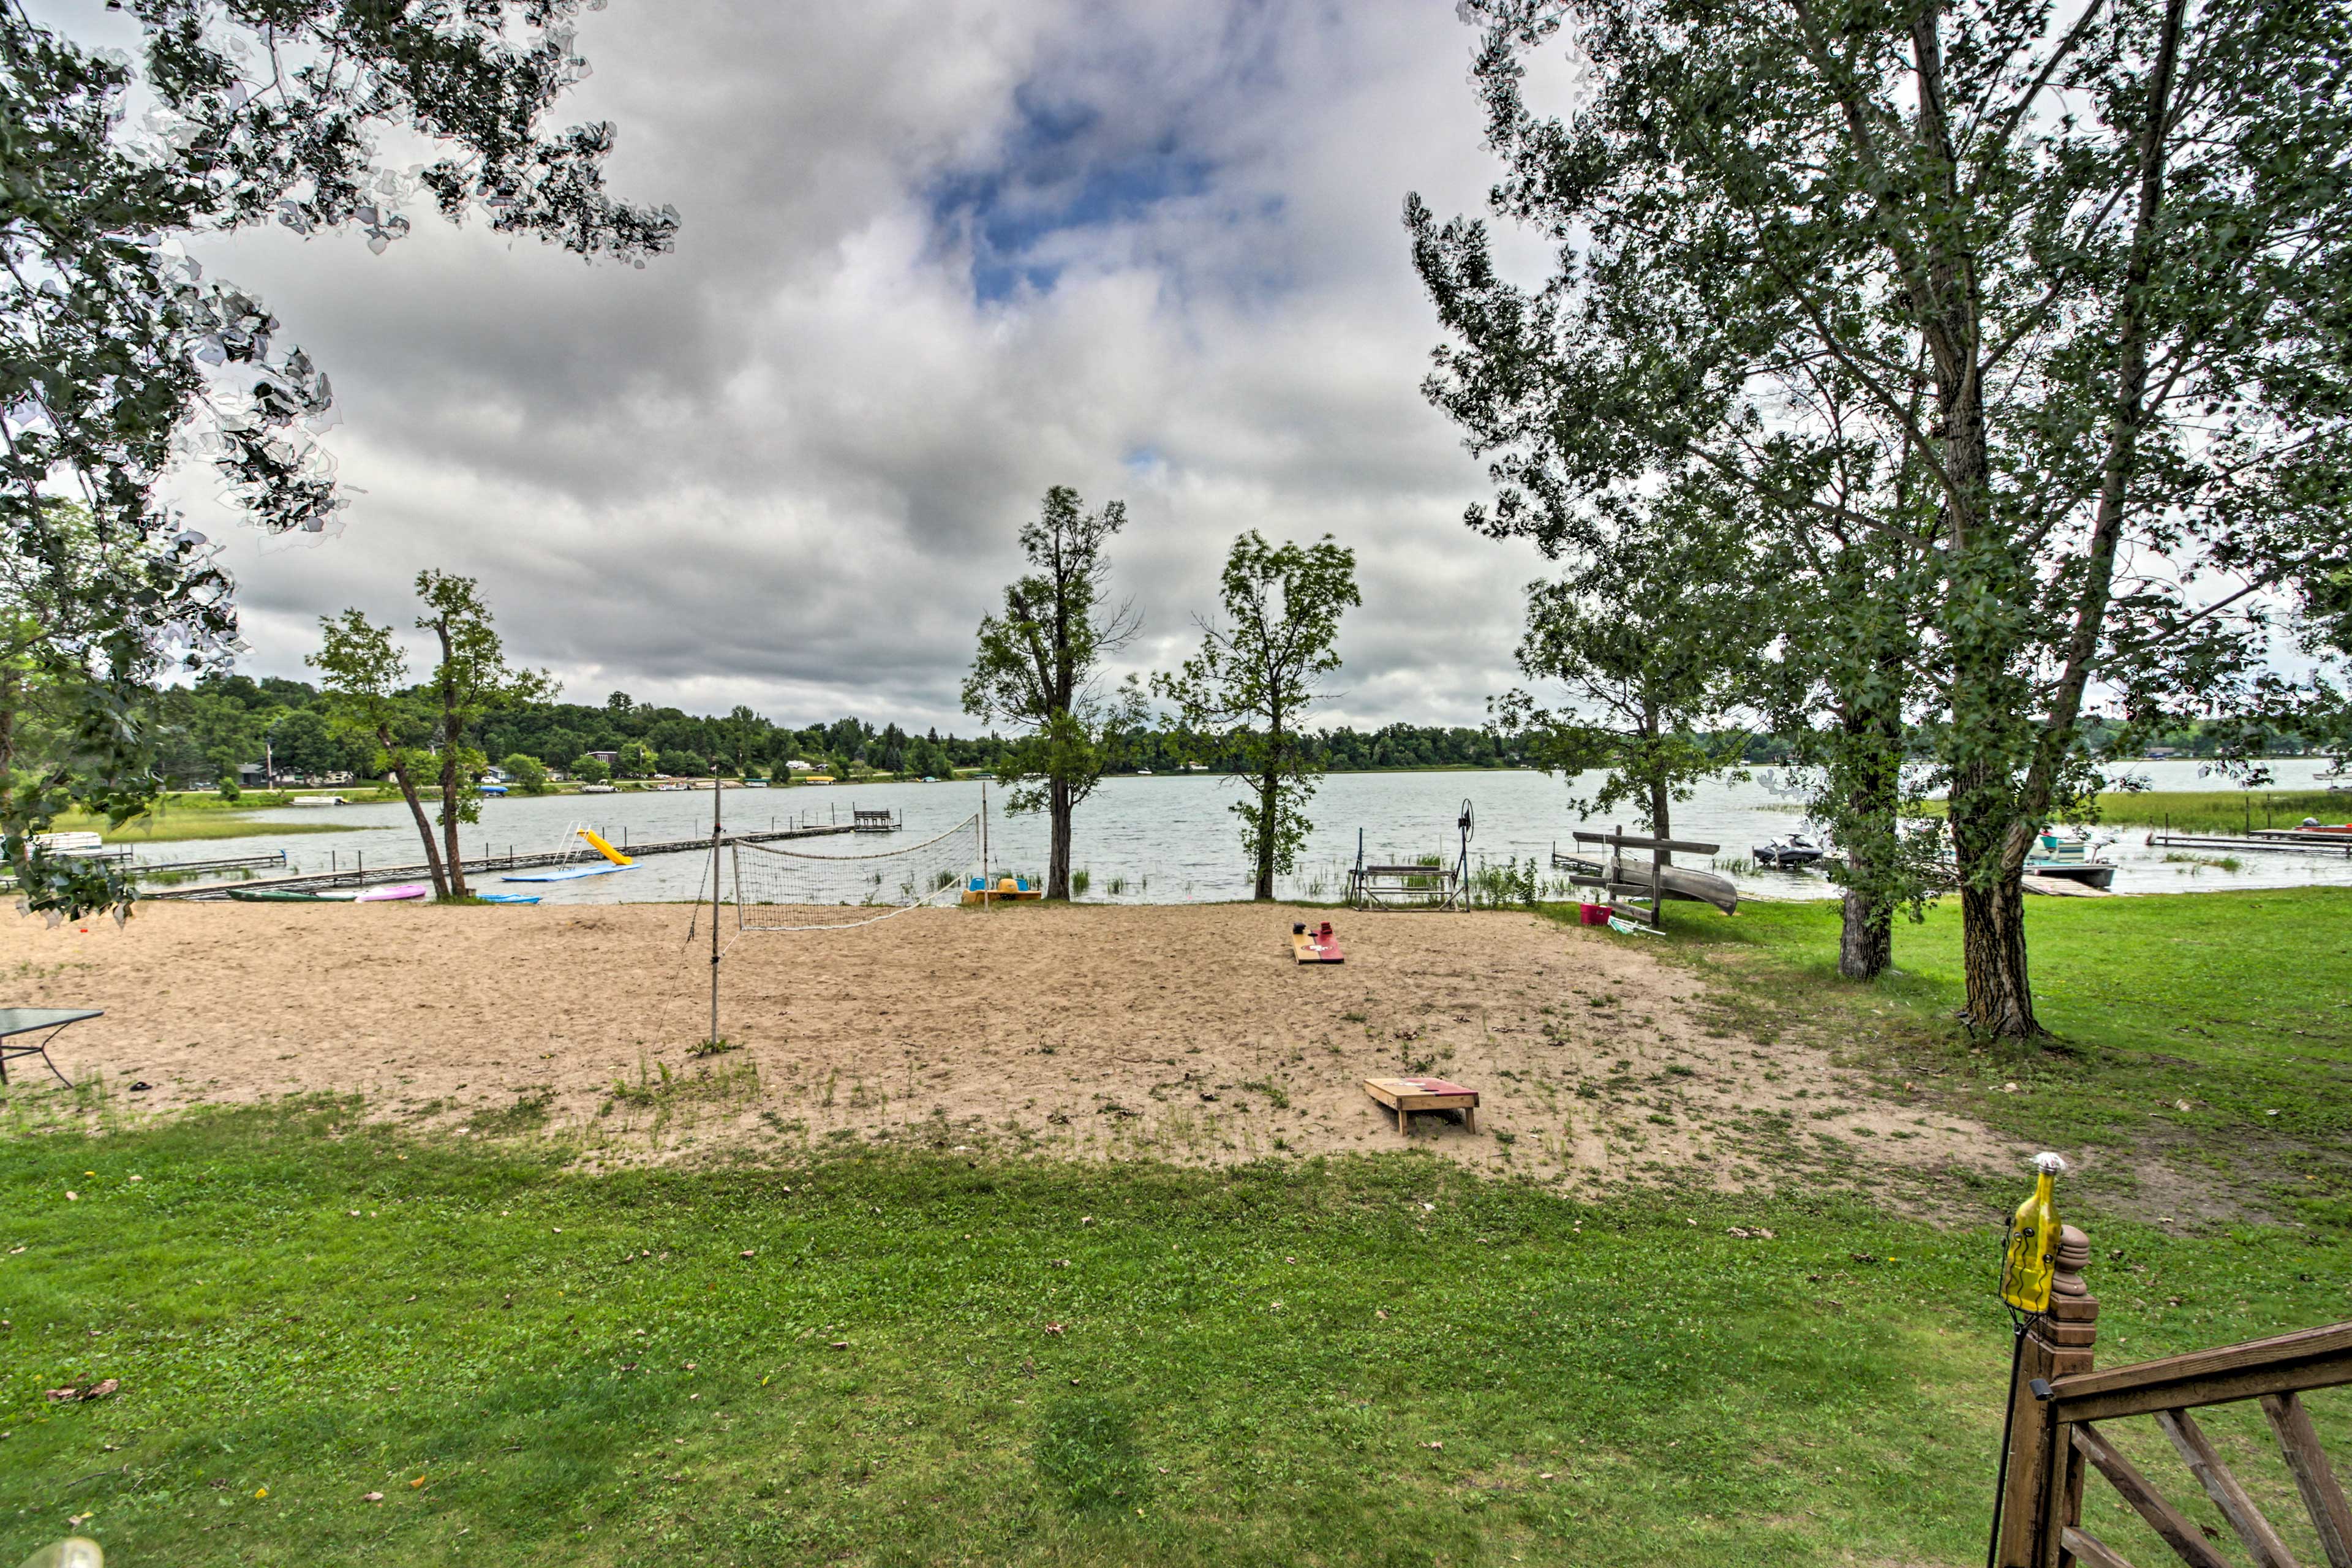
[{"left": 1550, "top": 853, "right": 1740, "bottom": 914}]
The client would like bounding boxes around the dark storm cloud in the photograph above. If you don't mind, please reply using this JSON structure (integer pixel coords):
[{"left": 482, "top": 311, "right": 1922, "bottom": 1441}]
[{"left": 159, "top": 0, "right": 1558, "bottom": 730}]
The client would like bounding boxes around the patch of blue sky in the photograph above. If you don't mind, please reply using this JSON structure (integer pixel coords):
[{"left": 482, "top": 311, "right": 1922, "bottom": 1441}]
[{"left": 931, "top": 83, "right": 1220, "bottom": 304}]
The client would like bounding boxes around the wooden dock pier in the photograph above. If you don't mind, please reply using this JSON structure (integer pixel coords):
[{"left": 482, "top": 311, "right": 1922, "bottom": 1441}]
[
  {"left": 2144, "top": 829, "right": 2352, "bottom": 857},
  {"left": 148, "top": 822, "right": 863, "bottom": 900}
]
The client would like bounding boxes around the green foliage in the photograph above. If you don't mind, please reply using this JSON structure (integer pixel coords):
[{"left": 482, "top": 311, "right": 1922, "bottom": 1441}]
[
  {"left": 0, "top": 4, "right": 673, "bottom": 921},
  {"left": 568, "top": 753, "right": 612, "bottom": 785},
  {"left": 413, "top": 572, "right": 556, "bottom": 897},
  {"left": 1496, "top": 494, "right": 1757, "bottom": 844},
  {"left": 1156, "top": 532, "right": 1360, "bottom": 899},
  {"left": 310, "top": 608, "right": 448, "bottom": 889},
  {"left": 500, "top": 755, "right": 551, "bottom": 795},
  {"left": 963, "top": 487, "right": 1146, "bottom": 898}
]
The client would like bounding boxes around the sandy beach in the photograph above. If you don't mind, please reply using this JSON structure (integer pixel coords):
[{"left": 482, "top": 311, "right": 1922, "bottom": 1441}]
[{"left": 1, "top": 900, "right": 2010, "bottom": 1188}]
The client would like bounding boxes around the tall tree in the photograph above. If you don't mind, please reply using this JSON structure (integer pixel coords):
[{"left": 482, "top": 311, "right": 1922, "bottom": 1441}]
[
  {"left": 1157, "top": 532, "right": 1359, "bottom": 900},
  {"left": 963, "top": 486, "right": 1144, "bottom": 900},
  {"left": 1496, "top": 491, "right": 1759, "bottom": 858},
  {"left": 309, "top": 611, "right": 448, "bottom": 897},
  {"left": 1, "top": 1, "right": 674, "bottom": 919},
  {"left": 415, "top": 572, "right": 554, "bottom": 899},
  {"left": 1409, "top": 0, "right": 2352, "bottom": 1035}
]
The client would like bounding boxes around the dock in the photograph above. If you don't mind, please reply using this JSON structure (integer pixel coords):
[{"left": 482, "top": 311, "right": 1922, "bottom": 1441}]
[
  {"left": 2144, "top": 830, "right": 2352, "bottom": 858},
  {"left": 148, "top": 822, "right": 862, "bottom": 900}
]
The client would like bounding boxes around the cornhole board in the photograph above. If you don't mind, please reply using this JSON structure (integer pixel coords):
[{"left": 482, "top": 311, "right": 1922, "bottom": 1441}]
[
  {"left": 1290, "top": 924, "right": 1345, "bottom": 963},
  {"left": 1363, "top": 1076, "right": 1478, "bottom": 1136}
]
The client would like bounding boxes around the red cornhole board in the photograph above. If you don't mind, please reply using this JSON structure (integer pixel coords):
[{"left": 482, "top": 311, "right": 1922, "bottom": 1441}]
[
  {"left": 1363, "top": 1076, "right": 1478, "bottom": 1135},
  {"left": 1289, "top": 921, "right": 1345, "bottom": 964}
]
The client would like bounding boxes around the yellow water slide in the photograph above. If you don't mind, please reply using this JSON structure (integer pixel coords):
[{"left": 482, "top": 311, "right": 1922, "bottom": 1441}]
[{"left": 578, "top": 829, "right": 635, "bottom": 866}]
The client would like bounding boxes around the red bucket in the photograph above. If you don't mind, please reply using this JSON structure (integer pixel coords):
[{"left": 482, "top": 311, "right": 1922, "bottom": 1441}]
[{"left": 1579, "top": 902, "right": 1608, "bottom": 927}]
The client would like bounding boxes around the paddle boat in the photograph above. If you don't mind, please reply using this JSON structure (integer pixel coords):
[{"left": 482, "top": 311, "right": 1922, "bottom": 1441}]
[
  {"left": 960, "top": 872, "right": 1043, "bottom": 905},
  {"left": 2022, "top": 830, "right": 2118, "bottom": 889}
]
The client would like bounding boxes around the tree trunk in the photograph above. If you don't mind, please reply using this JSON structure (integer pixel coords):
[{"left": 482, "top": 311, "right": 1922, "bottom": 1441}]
[
  {"left": 1647, "top": 772, "right": 1673, "bottom": 864},
  {"left": 1959, "top": 872, "right": 2036, "bottom": 1036},
  {"left": 1839, "top": 886, "right": 1893, "bottom": 980},
  {"left": 1046, "top": 778, "right": 1072, "bottom": 900},
  {"left": 1254, "top": 771, "right": 1278, "bottom": 900},
  {"left": 382, "top": 737, "right": 448, "bottom": 899},
  {"left": 439, "top": 745, "right": 469, "bottom": 900},
  {"left": 1835, "top": 671, "right": 1904, "bottom": 982}
]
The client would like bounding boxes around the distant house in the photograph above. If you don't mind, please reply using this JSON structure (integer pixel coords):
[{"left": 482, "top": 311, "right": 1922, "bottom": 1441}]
[{"left": 587, "top": 750, "right": 619, "bottom": 767}]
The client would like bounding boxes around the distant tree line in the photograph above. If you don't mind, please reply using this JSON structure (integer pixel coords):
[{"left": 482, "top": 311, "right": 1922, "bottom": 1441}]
[
  {"left": 138, "top": 673, "right": 2309, "bottom": 794},
  {"left": 130, "top": 674, "right": 1564, "bottom": 788}
]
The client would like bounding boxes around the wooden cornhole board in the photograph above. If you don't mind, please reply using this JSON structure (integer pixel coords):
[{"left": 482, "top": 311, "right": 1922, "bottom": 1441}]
[
  {"left": 1363, "top": 1076, "right": 1478, "bottom": 1135},
  {"left": 1290, "top": 923, "right": 1345, "bottom": 963}
]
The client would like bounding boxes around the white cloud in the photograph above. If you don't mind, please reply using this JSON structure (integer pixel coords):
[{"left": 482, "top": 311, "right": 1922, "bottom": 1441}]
[{"left": 168, "top": 0, "right": 1551, "bottom": 729}]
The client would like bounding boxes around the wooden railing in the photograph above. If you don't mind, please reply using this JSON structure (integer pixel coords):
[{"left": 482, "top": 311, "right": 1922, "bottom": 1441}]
[{"left": 1994, "top": 1223, "right": 2352, "bottom": 1567}]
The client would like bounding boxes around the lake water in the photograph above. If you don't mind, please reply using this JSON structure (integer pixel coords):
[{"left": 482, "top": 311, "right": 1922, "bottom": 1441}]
[{"left": 141, "top": 756, "right": 2352, "bottom": 907}]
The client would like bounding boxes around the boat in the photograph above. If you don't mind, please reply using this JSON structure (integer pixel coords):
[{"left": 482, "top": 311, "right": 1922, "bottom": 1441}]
[
  {"left": 578, "top": 783, "right": 619, "bottom": 795},
  {"left": 1550, "top": 851, "right": 1739, "bottom": 914},
  {"left": 477, "top": 892, "right": 541, "bottom": 904},
  {"left": 1752, "top": 834, "right": 1826, "bottom": 869},
  {"left": 2023, "top": 832, "right": 2118, "bottom": 889},
  {"left": 286, "top": 795, "right": 349, "bottom": 807}
]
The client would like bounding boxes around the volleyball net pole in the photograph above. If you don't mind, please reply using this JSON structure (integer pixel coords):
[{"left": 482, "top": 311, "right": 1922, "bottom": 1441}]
[{"left": 708, "top": 772, "right": 724, "bottom": 1049}]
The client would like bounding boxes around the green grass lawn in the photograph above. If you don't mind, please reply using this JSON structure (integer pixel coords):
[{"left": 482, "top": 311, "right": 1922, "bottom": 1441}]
[
  {"left": 2, "top": 1104, "right": 2345, "bottom": 1568},
  {"left": 1648, "top": 888, "right": 2352, "bottom": 1223}
]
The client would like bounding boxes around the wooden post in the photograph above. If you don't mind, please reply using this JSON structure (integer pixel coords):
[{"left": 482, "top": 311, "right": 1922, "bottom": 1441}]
[{"left": 1996, "top": 1224, "right": 2098, "bottom": 1566}]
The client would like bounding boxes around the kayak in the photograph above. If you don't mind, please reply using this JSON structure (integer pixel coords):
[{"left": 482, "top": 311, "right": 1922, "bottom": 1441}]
[
  {"left": 227, "top": 882, "right": 428, "bottom": 903},
  {"left": 477, "top": 892, "right": 541, "bottom": 904}
]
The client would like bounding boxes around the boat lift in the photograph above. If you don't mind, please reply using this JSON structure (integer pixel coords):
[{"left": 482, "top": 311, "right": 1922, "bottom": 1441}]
[
  {"left": 1347, "top": 799, "right": 1475, "bottom": 911},
  {"left": 1552, "top": 825, "right": 1736, "bottom": 927}
]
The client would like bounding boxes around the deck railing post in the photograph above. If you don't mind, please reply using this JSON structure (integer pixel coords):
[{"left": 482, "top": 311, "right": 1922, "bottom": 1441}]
[{"left": 1996, "top": 1224, "right": 2097, "bottom": 1567}]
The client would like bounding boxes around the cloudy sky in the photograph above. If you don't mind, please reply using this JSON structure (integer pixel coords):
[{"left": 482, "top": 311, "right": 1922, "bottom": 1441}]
[{"left": 142, "top": 1, "right": 1574, "bottom": 733}]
